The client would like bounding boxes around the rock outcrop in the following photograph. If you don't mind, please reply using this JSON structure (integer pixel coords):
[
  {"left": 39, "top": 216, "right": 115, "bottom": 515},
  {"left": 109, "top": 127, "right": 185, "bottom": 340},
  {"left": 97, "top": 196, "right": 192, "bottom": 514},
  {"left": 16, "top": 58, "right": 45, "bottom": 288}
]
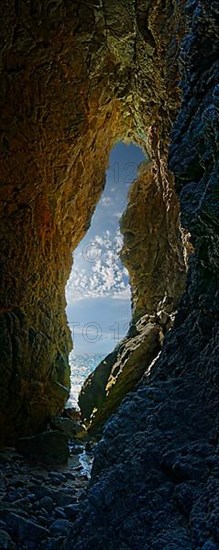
[
  {"left": 79, "top": 309, "right": 177, "bottom": 434},
  {"left": 79, "top": 314, "right": 161, "bottom": 431},
  {"left": 79, "top": 161, "right": 186, "bottom": 431},
  {"left": 66, "top": 1, "right": 219, "bottom": 548},
  {"left": 0, "top": 0, "right": 186, "bottom": 442}
]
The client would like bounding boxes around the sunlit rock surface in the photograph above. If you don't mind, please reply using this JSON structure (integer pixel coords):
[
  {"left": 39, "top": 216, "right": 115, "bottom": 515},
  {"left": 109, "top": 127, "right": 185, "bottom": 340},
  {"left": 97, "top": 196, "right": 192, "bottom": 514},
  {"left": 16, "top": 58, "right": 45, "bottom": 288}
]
[
  {"left": 0, "top": 0, "right": 185, "bottom": 441},
  {"left": 80, "top": 162, "right": 186, "bottom": 430},
  {"left": 0, "top": 1, "right": 219, "bottom": 548}
]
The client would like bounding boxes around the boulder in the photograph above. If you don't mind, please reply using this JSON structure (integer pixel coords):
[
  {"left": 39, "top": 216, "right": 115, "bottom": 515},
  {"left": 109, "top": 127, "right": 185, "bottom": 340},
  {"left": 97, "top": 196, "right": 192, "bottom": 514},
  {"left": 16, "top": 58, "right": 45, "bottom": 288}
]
[
  {"left": 79, "top": 317, "right": 161, "bottom": 433},
  {"left": 7, "top": 513, "right": 49, "bottom": 543},
  {"left": 50, "top": 416, "right": 87, "bottom": 440},
  {"left": 16, "top": 430, "right": 69, "bottom": 465}
]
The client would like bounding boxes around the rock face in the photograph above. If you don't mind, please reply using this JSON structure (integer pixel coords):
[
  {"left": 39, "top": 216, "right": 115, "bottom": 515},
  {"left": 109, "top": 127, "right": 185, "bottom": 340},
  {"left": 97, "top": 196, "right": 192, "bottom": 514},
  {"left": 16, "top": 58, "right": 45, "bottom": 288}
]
[
  {"left": 66, "top": 1, "right": 219, "bottom": 548},
  {"left": 79, "top": 311, "right": 174, "bottom": 433},
  {"left": 79, "top": 162, "right": 186, "bottom": 430},
  {"left": 0, "top": 0, "right": 186, "bottom": 441},
  {"left": 0, "top": 0, "right": 219, "bottom": 547}
]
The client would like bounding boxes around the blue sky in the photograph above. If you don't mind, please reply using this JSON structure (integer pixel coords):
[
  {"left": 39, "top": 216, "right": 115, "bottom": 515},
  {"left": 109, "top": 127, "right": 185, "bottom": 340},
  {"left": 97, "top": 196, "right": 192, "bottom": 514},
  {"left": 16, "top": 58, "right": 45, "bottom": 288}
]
[{"left": 66, "top": 142, "right": 145, "bottom": 354}]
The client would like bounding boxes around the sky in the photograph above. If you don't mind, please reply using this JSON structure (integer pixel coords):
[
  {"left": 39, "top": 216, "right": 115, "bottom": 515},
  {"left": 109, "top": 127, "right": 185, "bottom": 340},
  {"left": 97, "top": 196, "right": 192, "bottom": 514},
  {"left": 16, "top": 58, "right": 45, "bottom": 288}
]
[{"left": 66, "top": 142, "right": 145, "bottom": 355}]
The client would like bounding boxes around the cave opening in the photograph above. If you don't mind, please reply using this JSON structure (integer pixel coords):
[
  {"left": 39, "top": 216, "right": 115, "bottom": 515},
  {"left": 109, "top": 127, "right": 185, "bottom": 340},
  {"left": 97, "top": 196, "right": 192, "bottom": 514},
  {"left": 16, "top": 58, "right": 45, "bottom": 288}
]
[{"left": 65, "top": 142, "right": 145, "bottom": 409}]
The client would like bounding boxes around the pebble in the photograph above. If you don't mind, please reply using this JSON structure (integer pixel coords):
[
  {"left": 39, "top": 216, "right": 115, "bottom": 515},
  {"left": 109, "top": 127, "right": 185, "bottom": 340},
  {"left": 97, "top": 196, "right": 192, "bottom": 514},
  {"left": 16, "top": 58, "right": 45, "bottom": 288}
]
[
  {"left": 53, "top": 493, "right": 74, "bottom": 507},
  {"left": 48, "top": 472, "right": 66, "bottom": 483},
  {"left": 0, "top": 446, "right": 91, "bottom": 548},
  {"left": 40, "top": 496, "right": 54, "bottom": 512},
  {"left": 54, "top": 507, "right": 66, "bottom": 519},
  {"left": 50, "top": 519, "right": 73, "bottom": 535},
  {"left": 37, "top": 515, "right": 48, "bottom": 526},
  {"left": 63, "top": 503, "right": 80, "bottom": 519},
  {"left": 9, "top": 476, "right": 25, "bottom": 487},
  {"left": 65, "top": 472, "right": 76, "bottom": 481}
]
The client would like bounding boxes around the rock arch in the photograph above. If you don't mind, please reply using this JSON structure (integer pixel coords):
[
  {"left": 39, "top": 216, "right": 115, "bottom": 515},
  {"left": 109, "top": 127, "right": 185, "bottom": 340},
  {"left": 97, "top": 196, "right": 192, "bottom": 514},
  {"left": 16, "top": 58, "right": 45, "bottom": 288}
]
[{"left": 0, "top": 0, "right": 188, "bottom": 442}]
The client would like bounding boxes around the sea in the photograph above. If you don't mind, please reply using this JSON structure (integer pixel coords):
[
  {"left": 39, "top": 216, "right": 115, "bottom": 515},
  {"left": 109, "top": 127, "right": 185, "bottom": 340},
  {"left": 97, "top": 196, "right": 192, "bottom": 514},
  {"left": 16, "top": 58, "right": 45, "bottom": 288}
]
[{"left": 66, "top": 352, "right": 105, "bottom": 409}]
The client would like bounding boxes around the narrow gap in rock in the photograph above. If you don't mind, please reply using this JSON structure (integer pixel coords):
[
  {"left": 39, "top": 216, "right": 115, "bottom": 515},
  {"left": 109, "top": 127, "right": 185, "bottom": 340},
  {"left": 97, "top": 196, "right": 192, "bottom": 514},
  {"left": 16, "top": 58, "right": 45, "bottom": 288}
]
[{"left": 65, "top": 142, "right": 145, "bottom": 409}]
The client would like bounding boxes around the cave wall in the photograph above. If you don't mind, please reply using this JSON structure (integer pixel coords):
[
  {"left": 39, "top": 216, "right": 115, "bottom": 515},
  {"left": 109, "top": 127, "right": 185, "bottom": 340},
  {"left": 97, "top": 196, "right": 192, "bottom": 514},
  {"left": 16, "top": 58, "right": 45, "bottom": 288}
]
[
  {"left": 121, "top": 161, "right": 187, "bottom": 321},
  {"left": 1, "top": 0, "right": 219, "bottom": 547},
  {"left": 0, "top": 0, "right": 186, "bottom": 442},
  {"left": 0, "top": 0, "right": 133, "bottom": 440},
  {"left": 67, "top": 1, "right": 219, "bottom": 548},
  {"left": 79, "top": 161, "right": 187, "bottom": 432}
]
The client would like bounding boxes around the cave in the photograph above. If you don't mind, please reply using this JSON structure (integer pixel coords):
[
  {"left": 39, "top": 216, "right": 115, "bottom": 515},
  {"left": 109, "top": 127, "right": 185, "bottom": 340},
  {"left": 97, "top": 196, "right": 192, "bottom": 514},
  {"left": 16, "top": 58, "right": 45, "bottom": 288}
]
[
  {"left": 0, "top": 0, "right": 187, "bottom": 440},
  {"left": 0, "top": 1, "right": 218, "bottom": 548}
]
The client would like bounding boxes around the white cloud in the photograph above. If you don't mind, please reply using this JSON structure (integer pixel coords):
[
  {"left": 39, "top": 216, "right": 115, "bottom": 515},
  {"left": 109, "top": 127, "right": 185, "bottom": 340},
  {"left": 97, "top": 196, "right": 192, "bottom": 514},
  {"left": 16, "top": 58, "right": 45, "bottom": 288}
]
[
  {"left": 113, "top": 212, "right": 122, "bottom": 219},
  {"left": 111, "top": 288, "right": 131, "bottom": 301},
  {"left": 66, "top": 229, "right": 130, "bottom": 304},
  {"left": 100, "top": 196, "right": 112, "bottom": 207}
]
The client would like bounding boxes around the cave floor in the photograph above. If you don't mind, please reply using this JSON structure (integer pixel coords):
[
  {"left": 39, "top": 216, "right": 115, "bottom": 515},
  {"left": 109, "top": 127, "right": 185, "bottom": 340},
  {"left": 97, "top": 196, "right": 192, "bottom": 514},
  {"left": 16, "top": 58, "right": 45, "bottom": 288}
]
[{"left": 0, "top": 446, "right": 92, "bottom": 549}]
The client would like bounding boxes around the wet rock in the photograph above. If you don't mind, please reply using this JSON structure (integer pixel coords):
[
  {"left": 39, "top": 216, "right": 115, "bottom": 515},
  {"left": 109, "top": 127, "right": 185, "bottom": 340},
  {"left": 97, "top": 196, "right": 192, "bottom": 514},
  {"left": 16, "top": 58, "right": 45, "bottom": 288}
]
[
  {"left": 16, "top": 431, "right": 69, "bottom": 465},
  {"left": 0, "top": 448, "right": 90, "bottom": 549},
  {"left": 48, "top": 472, "right": 67, "bottom": 484}
]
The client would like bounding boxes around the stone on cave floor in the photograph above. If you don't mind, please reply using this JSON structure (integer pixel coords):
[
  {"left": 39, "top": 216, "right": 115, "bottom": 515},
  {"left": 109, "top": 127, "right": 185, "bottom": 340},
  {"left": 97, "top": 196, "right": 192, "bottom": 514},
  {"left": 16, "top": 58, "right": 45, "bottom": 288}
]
[
  {"left": 50, "top": 416, "right": 87, "bottom": 440},
  {"left": 15, "top": 431, "right": 69, "bottom": 465},
  {"left": 0, "top": 447, "right": 90, "bottom": 548},
  {"left": 63, "top": 408, "right": 82, "bottom": 422}
]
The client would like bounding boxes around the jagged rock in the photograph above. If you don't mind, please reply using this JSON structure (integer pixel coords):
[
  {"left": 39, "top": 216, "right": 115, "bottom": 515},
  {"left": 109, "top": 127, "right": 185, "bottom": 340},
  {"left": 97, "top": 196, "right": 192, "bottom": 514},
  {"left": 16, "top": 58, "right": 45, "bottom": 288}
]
[
  {"left": 79, "top": 318, "right": 161, "bottom": 432},
  {"left": 16, "top": 431, "right": 69, "bottom": 465},
  {"left": 0, "top": 1, "right": 218, "bottom": 549},
  {"left": 69, "top": 1, "right": 219, "bottom": 549}
]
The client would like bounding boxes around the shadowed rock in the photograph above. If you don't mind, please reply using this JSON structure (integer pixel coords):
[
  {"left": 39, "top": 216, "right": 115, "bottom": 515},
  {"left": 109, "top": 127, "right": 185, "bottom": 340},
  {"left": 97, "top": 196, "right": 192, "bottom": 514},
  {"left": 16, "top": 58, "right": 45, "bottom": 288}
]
[{"left": 16, "top": 431, "right": 69, "bottom": 465}]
